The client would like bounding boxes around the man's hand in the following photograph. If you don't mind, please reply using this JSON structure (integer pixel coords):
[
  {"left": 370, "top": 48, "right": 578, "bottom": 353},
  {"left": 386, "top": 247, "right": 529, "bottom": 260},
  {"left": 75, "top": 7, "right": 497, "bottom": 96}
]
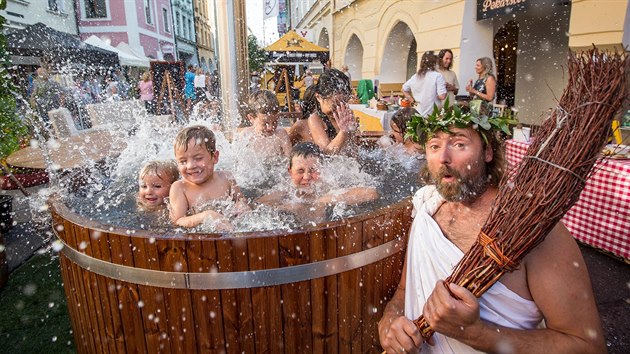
[
  {"left": 379, "top": 314, "right": 424, "bottom": 353},
  {"left": 422, "top": 281, "right": 483, "bottom": 341}
]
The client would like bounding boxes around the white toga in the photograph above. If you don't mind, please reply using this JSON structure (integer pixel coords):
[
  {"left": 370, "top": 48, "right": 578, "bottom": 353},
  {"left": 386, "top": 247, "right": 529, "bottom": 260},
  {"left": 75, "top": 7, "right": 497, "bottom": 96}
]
[{"left": 405, "top": 185, "right": 543, "bottom": 353}]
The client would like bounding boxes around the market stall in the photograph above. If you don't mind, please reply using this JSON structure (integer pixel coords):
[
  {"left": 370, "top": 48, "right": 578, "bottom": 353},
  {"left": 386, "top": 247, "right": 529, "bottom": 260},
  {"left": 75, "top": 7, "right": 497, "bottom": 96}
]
[
  {"left": 264, "top": 30, "right": 329, "bottom": 110},
  {"left": 505, "top": 139, "right": 630, "bottom": 260}
]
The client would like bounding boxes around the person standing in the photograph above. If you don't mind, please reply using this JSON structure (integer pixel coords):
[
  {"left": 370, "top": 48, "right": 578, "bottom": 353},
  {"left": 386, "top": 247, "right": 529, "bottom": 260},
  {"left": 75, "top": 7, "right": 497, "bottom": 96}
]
[
  {"left": 184, "top": 65, "right": 196, "bottom": 114},
  {"left": 402, "top": 52, "right": 447, "bottom": 117},
  {"left": 29, "top": 67, "right": 63, "bottom": 126},
  {"left": 138, "top": 71, "right": 155, "bottom": 114},
  {"left": 341, "top": 65, "right": 352, "bottom": 82},
  {"left": 437, "top": 49, "right": 459, "bottom": 104},
  {"left": 466, "top": 57, "right": 497, "bottom": 115},
  {"left": 194, "top": 67, "right": 207, "bottom": 104}
]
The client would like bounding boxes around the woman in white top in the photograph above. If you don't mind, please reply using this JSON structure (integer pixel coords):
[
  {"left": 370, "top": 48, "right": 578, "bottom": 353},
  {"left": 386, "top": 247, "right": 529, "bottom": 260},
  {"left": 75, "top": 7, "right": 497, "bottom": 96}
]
[
  {"left": 193, "top": 67, "right": 207, "bottom": 103},
  {"left": 402, "top": 52, "right": 447, "bottom": 117},
  {"left": 437, "top": 49, "right": 459, "bottom": 103}
]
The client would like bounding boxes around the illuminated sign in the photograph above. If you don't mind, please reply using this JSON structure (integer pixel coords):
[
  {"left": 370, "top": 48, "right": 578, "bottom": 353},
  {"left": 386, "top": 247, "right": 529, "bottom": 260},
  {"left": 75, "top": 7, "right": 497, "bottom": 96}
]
[{"left": 477, "top": 0, "right": 529, "bottom": 20}]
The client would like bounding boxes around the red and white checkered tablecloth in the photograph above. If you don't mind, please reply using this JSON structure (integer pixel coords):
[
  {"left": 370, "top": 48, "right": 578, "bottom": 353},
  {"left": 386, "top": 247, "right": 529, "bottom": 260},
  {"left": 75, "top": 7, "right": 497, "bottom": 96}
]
[{"left": 505, "top": 139, "right": 630, "bottom": 260}]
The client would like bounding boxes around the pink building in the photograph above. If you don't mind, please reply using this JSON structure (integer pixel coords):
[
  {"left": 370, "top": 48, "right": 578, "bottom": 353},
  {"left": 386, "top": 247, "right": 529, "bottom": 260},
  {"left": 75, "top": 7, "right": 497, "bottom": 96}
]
[{"left": 75, "top": 0, "right": 175, "bottom": 60}]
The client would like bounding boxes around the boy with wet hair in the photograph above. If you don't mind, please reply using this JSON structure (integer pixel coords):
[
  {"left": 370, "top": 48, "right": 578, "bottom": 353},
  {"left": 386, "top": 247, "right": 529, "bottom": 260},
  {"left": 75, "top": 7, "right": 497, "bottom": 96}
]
[
  {"left": 169, "top": 125, "right": 248, "bottom": 229},
  {"left": 257, "top": 142, "right": 379, "bottom": 207},
  {"left": 237, "top": 89, "right": 291, "bottom": 157},
  {"left": 137, "top": 160, "right": 179, "bottom": 212}
]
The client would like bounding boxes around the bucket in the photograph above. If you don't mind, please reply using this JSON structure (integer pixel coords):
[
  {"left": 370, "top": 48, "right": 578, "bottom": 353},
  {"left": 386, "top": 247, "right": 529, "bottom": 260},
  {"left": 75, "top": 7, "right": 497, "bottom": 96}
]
[{"left": 0, "top": 194, "right": 14, "bottom": 233}]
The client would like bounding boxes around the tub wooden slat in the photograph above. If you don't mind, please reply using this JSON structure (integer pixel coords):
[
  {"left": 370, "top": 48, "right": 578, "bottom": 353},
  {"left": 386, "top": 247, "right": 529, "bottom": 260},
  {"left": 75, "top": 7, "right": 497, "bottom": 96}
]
[
  {"left": 308, "top": 229, "right": 327, "bottom": 354},
  {"left": 127, "top": 236, "right": 166, "bottom": 353},
  {"left": 279, "top": 232, "right": 313, "bottom": 353},
  {"left": 99, "top": 233, "right": 127, "bottom": 354},
  {"left": 324, "top": 227, "right": 340, "bottom": 353},
  {"left": 216, "top": 239, "right": 256, "bottom": 354},
  {"left": 90, "top": 230, "right": 123, "bottom": 353},
  {"left": 186, "top": 239, "right": 227, "bottom": 352},
  {"left": 156, "top": 239, "right": 198, "bottom": 353},
  {"left": 65, "top": 219, "right": 100, "bottom": 353},
  {"left": 338, "top": 222, "right": 364, "bottom": 353},
  {"left": 362, "top": 215, "right": 385, "bottom": 352},
  {"left": 247, "top": 236, "right": 283, "bottom": 353}
]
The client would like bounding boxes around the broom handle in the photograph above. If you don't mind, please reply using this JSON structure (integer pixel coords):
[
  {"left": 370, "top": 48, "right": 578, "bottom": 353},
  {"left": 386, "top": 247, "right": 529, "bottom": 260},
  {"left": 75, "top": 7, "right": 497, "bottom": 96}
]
[{"left": 0, "top": 164, "right": 30, "bottom": 197}]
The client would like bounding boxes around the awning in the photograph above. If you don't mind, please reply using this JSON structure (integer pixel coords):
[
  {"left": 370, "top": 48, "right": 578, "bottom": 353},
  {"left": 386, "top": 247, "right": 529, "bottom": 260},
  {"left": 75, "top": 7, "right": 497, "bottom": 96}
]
[
  {"left": 84, "top": 35, "right": 150, "bottom": 67},
  {"left": 264, "top": 30, "right": 329, "bottom": 63},
  {"left": 6, "top": 23, "right": 119, "bottom": 68}
]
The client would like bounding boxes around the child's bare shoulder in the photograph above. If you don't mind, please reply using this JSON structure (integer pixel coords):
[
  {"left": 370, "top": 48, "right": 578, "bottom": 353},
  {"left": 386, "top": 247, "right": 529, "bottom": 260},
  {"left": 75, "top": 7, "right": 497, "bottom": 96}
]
[{"left": 275, "top": 127, "right": 290, "bottom": 138}]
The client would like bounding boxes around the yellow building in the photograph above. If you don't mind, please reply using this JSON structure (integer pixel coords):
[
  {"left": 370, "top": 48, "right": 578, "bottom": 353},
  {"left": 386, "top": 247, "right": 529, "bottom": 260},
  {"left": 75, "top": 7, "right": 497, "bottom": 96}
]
[
  {"left": 194, "top": 0, "right": 216, "bottom": 71},
  {"left": 328, "top": 0, "right": 629, "bottom": 125}
]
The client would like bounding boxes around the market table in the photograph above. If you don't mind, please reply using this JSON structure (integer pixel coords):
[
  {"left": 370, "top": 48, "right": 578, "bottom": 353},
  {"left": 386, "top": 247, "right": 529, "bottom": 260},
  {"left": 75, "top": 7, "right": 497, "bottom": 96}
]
[
  {"left": 505, "top": 139, "right": 630, "bottom": 260},
  {"left": 350, "top": 104, "right": 396, "bottom": 131},
  {"left": 6, "top": 130, "right": 126, "bottom": 170}
]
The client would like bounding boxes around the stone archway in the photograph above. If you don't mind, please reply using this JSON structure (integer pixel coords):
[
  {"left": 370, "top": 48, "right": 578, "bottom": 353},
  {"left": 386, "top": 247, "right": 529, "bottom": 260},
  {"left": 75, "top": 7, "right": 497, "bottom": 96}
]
[
  {"left": 343, "top": 34, "right": 363, "bottom": 81},
  {"left": 379, "top": 21, "right": 415, "bottom": 83},
  {"left": 318, "top": 28, "right": 330, "bottom": 49}
]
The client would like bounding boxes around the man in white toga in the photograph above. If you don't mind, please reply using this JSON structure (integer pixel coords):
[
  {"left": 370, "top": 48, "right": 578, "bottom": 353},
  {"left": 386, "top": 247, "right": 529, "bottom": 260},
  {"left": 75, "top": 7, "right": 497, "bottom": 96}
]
[{"left": 378, "top": 110, "right": 605, "bottom": 353}]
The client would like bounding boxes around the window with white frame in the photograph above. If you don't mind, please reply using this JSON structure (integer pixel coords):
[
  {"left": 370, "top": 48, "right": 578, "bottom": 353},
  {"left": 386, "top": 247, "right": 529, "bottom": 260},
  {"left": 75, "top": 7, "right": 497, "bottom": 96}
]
[
  {"left": 175, "top": 11, "right": 180, "bottom": 35},
  {"left": 163, "top": 8, "right": 170, "bottom": 33},
  {"left": 85, "top": 0, "right": 107, "bottom": 18},
  {"left": 188, "top": 19, "right": 193, "bottom": 40},
  {"left": 183, "top": 15, "right": 188, "bottom": 39},
  {"left": 144, "top": 0, "right": 153, "bottom": 25}
]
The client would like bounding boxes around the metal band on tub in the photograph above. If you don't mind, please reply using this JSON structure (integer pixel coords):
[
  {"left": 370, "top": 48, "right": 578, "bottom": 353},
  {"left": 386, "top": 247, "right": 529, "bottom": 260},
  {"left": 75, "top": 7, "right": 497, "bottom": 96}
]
[{"left": 54, "top": 232, "right": 404, "bottom": 290}]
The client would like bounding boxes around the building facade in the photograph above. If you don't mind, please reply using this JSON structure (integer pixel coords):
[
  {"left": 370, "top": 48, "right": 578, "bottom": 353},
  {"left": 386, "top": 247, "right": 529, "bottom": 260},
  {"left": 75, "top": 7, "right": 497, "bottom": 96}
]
[
  {"left": 1, "top": 0, "right": 78, "bottom": 34},
  {"left": 75, "top": 0, "right": 176, "bottom": 61},
  {"left": 193, "top": 0, "right": 215, "bottom": 71},
  {"left": 329, "top": 0, "right": 629, "bottom": 125},
  {"left": 171, "top": 0, "right": 197, "bottom": 65},
  {"left": 291, "top": 0, "right": 332, "bottom": 52}
]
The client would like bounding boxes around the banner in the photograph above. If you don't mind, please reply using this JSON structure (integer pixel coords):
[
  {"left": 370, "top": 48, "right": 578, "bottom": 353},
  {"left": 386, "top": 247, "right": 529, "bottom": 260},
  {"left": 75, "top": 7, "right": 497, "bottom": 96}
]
[{"left": 263, "top": 0, "right": 279, "bottom": 20}]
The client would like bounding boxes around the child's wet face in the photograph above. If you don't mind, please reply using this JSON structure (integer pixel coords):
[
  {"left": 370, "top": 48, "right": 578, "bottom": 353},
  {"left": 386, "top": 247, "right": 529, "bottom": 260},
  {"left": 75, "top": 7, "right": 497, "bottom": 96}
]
[
  {"left": 175, "top": 140, "right": 218, "bottom": 185},
  {"left": 252, "top": 113, "right": 279, "bottom": 136},
  {"left": 289, "top": 156, "right": 321, "bottom": 190},
  {"left": 390, "top": 122, "right": 404, "bottom": 143},
  {"left": 138, "top": 174, "right": 172, "bottom": 208},
  {"left": 316, "top": 93, "right": 347, "bottom": 116}
]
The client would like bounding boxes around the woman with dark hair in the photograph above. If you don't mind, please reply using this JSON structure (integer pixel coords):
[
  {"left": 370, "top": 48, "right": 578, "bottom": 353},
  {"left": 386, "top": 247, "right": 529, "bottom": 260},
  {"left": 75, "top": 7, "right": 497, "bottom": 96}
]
[
  {"left": 437, "top": 49, "right": 459, "bottom": 103},
  {"left": 307, "top": 68, "right": 358, "bottom": 154},
  {"left": 402, "top": 52, "right": 447, "bottom": 117},
  {"left": 288, "top": 86, "right": 317, "bottom": 145}
]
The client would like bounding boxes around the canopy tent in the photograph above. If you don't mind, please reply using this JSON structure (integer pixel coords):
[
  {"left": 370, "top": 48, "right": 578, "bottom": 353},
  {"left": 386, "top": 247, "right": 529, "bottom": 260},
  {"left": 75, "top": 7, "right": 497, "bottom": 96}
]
[
  {"left": 84, "top": 35, "right": 150, "bottom": 68},
  {"left": 6, "top": 23, "right": 119, "bottom": 69},
  {"left": 264, "top": 30, "right": 329, "bottom": 63},
  {"left": 116, "top": 42, "right": 153, "bottom": 63}
]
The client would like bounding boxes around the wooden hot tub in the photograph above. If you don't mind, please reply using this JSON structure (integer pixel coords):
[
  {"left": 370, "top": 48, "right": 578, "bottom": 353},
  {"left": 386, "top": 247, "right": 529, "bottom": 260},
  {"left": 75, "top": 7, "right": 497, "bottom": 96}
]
[{"left": 51, "top": 198, "right": 412, "bottom": 353}]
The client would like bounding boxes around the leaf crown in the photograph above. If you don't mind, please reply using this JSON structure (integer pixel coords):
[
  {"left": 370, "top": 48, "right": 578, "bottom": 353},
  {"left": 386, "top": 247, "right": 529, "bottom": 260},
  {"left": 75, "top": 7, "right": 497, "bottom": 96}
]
[{"left": 404, "top": 98, "right": 518, "bottom": 144}]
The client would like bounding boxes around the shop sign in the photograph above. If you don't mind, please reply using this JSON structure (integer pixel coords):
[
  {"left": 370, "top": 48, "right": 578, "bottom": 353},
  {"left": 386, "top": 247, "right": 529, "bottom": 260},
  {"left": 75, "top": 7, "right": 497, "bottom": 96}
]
[{"left": 477, "top": 0, "right": 529, "bottom": 20}]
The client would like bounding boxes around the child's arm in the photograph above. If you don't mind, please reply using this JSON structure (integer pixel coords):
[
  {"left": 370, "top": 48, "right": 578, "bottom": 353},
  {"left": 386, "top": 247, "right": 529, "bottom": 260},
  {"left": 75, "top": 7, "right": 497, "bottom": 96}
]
[
  {"left": 224, "top": 172, "right": 251, "bottom": 215},
  {"left": 169, "top": 182, "right": 229, "bottom": 228},
  {"left": 276, "top": 128, "right": 292, "bottom": 157},
  {"left": 317, "top": 187, "right": 379, "bottom": 206}
]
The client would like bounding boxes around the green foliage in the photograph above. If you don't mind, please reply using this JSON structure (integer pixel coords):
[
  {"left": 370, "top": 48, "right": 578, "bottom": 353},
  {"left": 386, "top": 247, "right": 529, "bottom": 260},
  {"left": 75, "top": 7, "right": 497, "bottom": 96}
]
[
  {"left": 405, "top": 97, "right": 519, "bottom": 144},
  {"left": 0, "top": 10, "right": 28, "bottom": 160},
  {"left": 247, "top": 34, "right": 267, "bottom": 73}
]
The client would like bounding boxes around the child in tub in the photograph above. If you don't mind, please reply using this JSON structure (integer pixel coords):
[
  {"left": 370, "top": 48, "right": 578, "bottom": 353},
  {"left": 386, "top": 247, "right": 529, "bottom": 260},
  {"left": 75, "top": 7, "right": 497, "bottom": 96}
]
[
  {"left": 377, "top": 107, "right": 424, "bottom": 156},
  {"left": 137, "top": 160, "right": 179, "bottom": 212},
  {"left": 236, "top": 90, "right": 292, "bottom": 157},
  {"left": 169, "top": 125, "right": 249, "bottom": 229},
  {"left": 256, "top": 142, "right": 379, "bottom": 212}
]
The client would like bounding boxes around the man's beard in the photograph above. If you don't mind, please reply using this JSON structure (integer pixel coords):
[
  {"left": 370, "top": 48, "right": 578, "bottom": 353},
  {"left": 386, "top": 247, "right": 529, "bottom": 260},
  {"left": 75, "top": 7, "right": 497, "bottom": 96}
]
[{"left": 425, "top": 163, "right": 490, "bottom": 203}]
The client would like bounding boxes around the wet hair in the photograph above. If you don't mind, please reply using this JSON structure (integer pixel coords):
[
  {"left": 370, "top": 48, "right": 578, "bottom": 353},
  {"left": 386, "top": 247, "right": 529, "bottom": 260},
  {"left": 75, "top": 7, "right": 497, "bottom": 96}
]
[
  {"left": 247, "top": 89, "right": 280, "bottom": 117},
  {"left": 417, "top": 52, "right": 438, "bottom": 77},
  {"left": 420, "top": 128, "right": 505, "bottom": 188},
  {"left": 438, "top": 49, "right": 454, "bottom": 70},
  {"left": 314, "top": 68, "right": 351, "bottom": 99},
  {"left": 390, "top": 107, "right": 416, "bottom": 135},
  {"left": 477, "top": 57, "right": 495, "bottom": 78},
  {"left": 289, "top": 142, "right": 323, "bottom": 169},
  {"left": 300, "top": 86, "right": 317, "bottom": 119},
  {"left": 174, "top": 125, "right": 216, "bottom": 154},
  {"left": 139, "top": 160, "right": 179, "bottom": 184}
]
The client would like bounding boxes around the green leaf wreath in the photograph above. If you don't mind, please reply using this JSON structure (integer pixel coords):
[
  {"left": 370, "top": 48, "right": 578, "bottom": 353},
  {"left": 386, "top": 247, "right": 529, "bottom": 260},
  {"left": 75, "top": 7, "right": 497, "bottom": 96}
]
[{"left": 404, "top": 97, "right": 519, "bottom": 144}]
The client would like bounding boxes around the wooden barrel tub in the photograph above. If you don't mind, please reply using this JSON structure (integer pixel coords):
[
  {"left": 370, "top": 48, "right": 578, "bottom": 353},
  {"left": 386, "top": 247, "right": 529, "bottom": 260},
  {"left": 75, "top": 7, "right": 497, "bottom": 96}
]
[{"left": 51, "top": 198, "right": 412, "bottom": 353}]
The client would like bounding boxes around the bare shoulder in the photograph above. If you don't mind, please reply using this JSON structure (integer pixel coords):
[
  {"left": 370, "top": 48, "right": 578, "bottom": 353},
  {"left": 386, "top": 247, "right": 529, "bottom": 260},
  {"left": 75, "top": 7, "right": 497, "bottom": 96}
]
[
  {"left": 216, "top": 170, "right": 235, "bottom": 183},
  {"left": 275, "top": 127, "right": 290, "bottom": 139},
  {"left": 524, "top": 222, "right": 581, "bottom": 268},
  {"left": 170, "top": 179, "right": 186, "bottom": 193}
]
